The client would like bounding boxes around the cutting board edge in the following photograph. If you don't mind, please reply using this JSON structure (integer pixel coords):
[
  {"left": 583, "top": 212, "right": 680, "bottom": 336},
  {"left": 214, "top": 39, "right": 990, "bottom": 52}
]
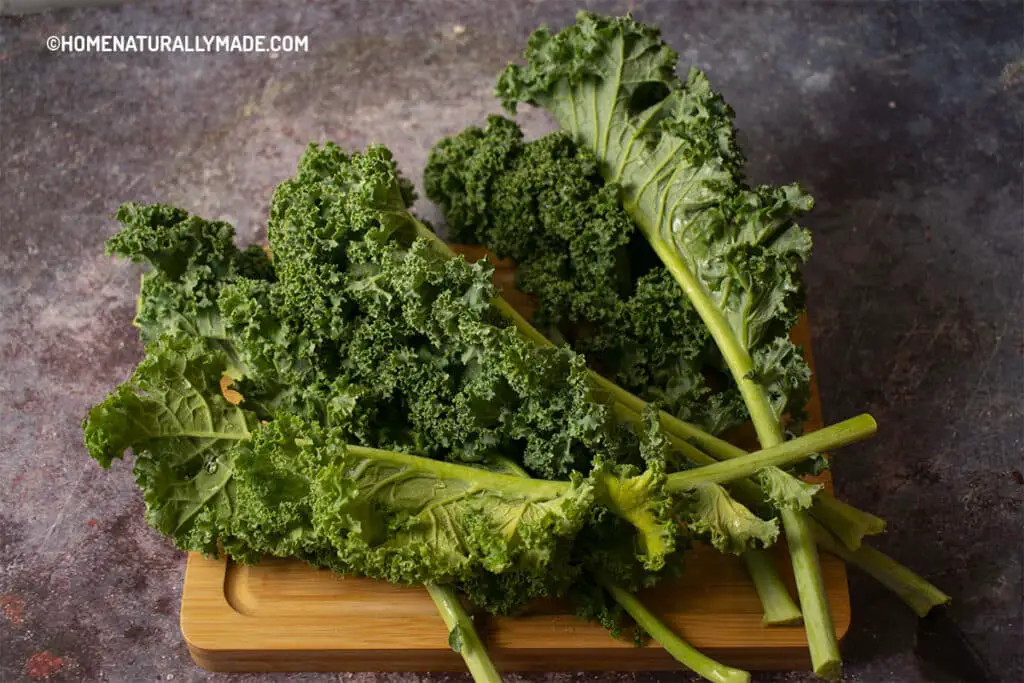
[{"left": 184, "top": 644, "right": 819, "bottom": 673}]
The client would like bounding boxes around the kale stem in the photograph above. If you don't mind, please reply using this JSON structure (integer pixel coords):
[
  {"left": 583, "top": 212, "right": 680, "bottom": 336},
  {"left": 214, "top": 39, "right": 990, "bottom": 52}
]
[
  {"left": 810, "top": 496, "right": 886, "bottom": 550},
  {"left": 743, "top": 550, "right": 803, "bottom": 625},
  {"left": 344, "top": 445, "right": 570, "bottom": 498},
  {"left": 781, "top": 510, "right": 841, "bottom": 679},
  {"left": 493, "top": 453, "right": 741, "bottom": 682},
  {"left": 664, "top": 415, "right": 877, "bottom": 492},
  {"left": 600, "top": 581, "right": 751, "bottom": 683},
  {"left": 811, "top": 520, "right": 950, "bottom": 617},
  {"left": 425, "top": 583, "right": 503, "bottom": 683},
  {"left": 641, "top": 226, "right": 843, "bottom": 678},
  {"left": 604, "top": 379, "right": 885, "bottom": 549}
]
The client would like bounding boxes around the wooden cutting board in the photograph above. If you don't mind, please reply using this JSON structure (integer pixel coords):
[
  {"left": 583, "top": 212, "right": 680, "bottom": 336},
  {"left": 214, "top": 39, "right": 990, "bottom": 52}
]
[{"left": 180, "top": 246, "right": 850, "bottom": 673}]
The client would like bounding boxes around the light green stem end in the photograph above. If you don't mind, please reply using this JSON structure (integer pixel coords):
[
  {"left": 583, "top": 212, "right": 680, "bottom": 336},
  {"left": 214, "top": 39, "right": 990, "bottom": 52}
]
[
  {"left": 812, "top": 521, "right": 950, "bottom": 617},
  {"left": 781, "top": 511, "right": 842, "bottom": 680},
  {"left": 743, "top": 550, "right": 803, "bottom": 625},
  {"left": 601, "top": 581, "right": 750, "bottom": 683},
  {"left": 425, "top": 583, "right": 503, "bottom": 683}
]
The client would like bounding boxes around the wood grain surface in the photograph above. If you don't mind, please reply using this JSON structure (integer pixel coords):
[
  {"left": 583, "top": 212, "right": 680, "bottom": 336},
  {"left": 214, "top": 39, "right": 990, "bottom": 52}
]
[{"left": 180, "top": 246, "right": 850, "bottom": 673}]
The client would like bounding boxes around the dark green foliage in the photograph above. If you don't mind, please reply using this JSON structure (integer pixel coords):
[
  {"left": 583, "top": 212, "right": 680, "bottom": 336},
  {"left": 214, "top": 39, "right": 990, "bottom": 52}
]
[
  {"left": 425, "top": 115, "right": 749, "bottom": 435},
  {"left": 84, "top": 138, "right": 779, "bottom": 628},
  {"left": 493, "top": 11, "right": 814, "bottom": 433}
]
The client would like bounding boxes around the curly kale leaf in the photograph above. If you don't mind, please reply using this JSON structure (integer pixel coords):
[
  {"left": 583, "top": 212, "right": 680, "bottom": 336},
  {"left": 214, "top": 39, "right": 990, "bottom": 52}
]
[
  {"left": 82, "top": 337, "right": 599, "bottom": 588},
  {"left": 425, "top": 114, "right": 747, "bottom": 435},
  {"left": 255, "top": 142, "right": 627, "bottom": 479},
  {"left": 497, "top": 11, "right": 813, "bottom": 434},
  {"left": 83, "top": 336, "right": 254, "bottom": 555},
  {"left": 108, "top": 203, "right": 273, "bottom": 350},
  {"left": 684, "top": 484, "right": 779, "bottom": 555}
]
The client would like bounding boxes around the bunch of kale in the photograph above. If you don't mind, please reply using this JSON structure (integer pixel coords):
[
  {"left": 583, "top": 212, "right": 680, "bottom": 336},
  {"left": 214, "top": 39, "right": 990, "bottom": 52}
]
[{"left": 84, "top": 12, "right": 950, "bottom": 683}]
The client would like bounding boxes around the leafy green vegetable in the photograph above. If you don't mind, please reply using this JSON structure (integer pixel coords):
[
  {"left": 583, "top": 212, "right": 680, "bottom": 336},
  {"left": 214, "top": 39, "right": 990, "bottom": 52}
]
[
  {"left": 496, "top": 12, "right": 813, "bottom": 439},
  {"left": 496, "top": 11, "right": 839, "bottom": 676},
  {"left": 78, "top": 10, "right": 960, "bottom": 681},
  {"left": 86, "top": 337, "right": 593, "bottom": 580},
  {"left": 85, "top": 100, "right": 895, "bottom": 682},
  {"left": 87, "top": 142, "right": 817, "bottom": 622},
  {"left": 425, "top": 115, "right": 747, "bottom": 435}
]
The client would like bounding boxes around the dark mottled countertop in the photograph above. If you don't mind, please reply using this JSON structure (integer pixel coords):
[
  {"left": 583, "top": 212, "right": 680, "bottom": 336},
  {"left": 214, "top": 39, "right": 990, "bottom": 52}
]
[{"left": 1, "top": 1, "right": 1021, "bottom": 681}]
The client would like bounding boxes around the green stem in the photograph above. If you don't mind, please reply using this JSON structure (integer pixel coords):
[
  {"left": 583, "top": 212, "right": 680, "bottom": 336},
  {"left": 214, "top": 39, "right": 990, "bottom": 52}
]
[
  {"left": 781, "top": 509, "right": 841, "bottom": 680},
  {"left": 604, "top": 378, "right": 884, "bottom": 550},
  {"left": 665, "top": 415, "right": 876, "bottom": 493},
  {"left": 811, "top": 520, "right": 950, "bottom": 617},
  {"left": 743, "top": 550, "right": 802, "bottom": 625},
  {"left": 425, "top": 583, "right": 502, "bottom": 683},
  {"left": 346, "top": 445, "right": 569, "bottom": 498},
  {"left": 641, "top": 231, "right": 841, "bottom": 677},
  {"left": 601, "top": 581, "right": 751, "bottom": 683}
]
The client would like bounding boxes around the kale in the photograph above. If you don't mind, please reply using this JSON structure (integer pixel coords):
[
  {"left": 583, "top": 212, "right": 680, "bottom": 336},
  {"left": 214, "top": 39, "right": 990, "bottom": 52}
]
[{"left": 425, "top": 114, "right": 749, "bottom": 436}]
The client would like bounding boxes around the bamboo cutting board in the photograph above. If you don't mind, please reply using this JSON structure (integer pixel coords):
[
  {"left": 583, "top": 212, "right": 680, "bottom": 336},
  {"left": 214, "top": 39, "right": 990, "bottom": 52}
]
[{"left": 180, "top": 246, "right": 850, "bottom": 673}]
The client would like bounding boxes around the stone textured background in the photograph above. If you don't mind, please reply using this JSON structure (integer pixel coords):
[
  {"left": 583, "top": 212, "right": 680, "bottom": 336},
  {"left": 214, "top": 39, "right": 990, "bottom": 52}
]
[{"left": 1, "top": 1, "right": 1021, "bottom": 681}]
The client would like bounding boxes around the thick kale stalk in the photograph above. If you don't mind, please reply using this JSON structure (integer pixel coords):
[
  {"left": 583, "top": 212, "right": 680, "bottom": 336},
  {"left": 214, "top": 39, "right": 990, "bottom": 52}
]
[
  {"left": 425, "top": 583, "right": 502, "bottom": 683},
  {"left": 495, "top": 11, "right": 834, "bottom": 676}
]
